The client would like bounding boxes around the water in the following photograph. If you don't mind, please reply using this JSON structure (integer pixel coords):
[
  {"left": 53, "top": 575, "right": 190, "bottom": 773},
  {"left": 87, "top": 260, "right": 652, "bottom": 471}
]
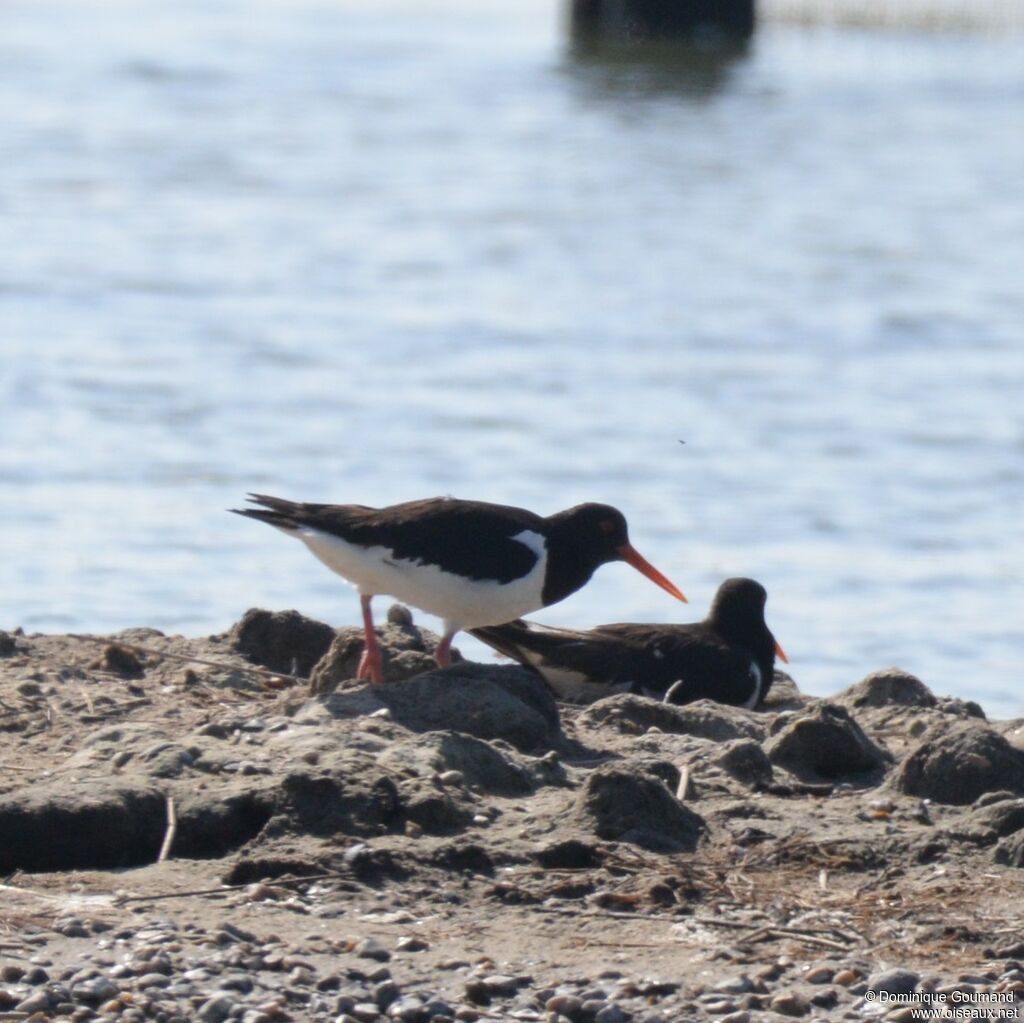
[{"left": 2, "top": 0, "right": 1022, "bottom": 715}]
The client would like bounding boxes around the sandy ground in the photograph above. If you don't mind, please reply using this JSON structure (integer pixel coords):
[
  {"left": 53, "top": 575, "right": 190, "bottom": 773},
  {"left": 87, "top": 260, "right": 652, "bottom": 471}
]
[{"left": 1, "top": 610, "right": 1023, "bottom": 1023}]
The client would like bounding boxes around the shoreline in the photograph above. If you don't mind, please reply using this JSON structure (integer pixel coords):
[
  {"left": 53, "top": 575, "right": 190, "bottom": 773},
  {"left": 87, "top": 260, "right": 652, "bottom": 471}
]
[{"left": 1, "top": 609, "right": 1023, "bottom": 1023}]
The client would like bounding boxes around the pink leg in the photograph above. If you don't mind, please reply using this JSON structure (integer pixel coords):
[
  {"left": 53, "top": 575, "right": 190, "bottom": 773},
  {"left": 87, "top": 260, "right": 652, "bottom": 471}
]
[
  {"left": 357, "top": 594, "right": 384, "bottom": 684},
  {"left": 434, "top": 629, "right": 457, "bottom": 669}
]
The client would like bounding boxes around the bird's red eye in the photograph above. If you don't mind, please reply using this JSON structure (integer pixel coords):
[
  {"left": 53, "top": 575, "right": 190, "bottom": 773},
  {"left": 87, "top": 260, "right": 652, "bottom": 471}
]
[{"left": 598, "top": 519, "right": 615, "bottom": 533}]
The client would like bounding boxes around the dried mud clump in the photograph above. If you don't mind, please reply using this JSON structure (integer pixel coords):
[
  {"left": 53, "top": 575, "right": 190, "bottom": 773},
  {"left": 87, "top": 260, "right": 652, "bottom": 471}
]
[
  {"left": 766, "top": 703, "right": 891, "bottom": 782},
  {"left": 569, "top": 766, "right": 706, "bottom": 852},
  {"left": 835, "top": 668, "right": 938, "bottom": 709},
  {"left": 890, "top": 720, "right": 1024, "bottom": 804},
  {"left": 310, "top": 607, "right": 448, "bottom": 692},
  {"left": 229, "top": 607, "right": 336, "bottom": 677},
  {"left": 579, "top": 693, "right": 764, "bottom": 742}
]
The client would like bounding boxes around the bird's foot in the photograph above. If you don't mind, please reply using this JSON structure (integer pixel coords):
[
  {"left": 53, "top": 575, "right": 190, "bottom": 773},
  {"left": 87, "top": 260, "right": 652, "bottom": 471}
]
[
  {"left": 434, "top": 631, "right": 456, "bottom": 669},
  {"left": 357, "top": 646, "right": 384, "bottom": 684}
]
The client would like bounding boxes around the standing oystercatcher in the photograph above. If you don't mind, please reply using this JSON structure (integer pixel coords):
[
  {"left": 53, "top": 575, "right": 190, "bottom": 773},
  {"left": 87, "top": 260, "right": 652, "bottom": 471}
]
[
  {"left": 231, "top": 494, "right": 687, "bottom": 684},
  {"left": 471, "top": 577, "right": 786, "bottom": 709}
]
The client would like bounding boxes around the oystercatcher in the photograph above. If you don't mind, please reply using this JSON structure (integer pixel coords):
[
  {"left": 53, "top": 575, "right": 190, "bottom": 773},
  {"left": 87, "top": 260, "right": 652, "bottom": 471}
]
[
  {"left": 471, "top": 577, "right": 786, "bottom": 709},
  {"left": 231, "top": 494, "right": 687, "bottom": 684}
]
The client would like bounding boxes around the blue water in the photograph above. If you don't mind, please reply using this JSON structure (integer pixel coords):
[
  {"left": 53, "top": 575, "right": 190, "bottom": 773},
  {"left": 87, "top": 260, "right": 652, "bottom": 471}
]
[{"left": 2, "top": 1, "right": 1022, "bottom": 715}]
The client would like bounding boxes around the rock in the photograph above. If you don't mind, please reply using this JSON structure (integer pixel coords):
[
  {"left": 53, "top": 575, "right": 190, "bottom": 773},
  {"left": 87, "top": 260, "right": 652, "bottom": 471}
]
[
  {"left": 532, "top": 839, "right": 602, "bottom": 869},
  {"left": 0, "top": 781, "right": 165, "bottom": 873},
  {"left": 594, "top": 1007, "right": 631, "bottom": 1023},
  {"left": 229, "top": 608, "right": 336, "bottom": 678},
  {"left": 714, "top": 740, "right": 774, "bottom": 787},
  {"left": 835, "top": 669, "right": 937, "bottom": 709},
  {"left": 15, "top": 989, "right": 53, "bottom": 1013},
  {"left": 318, "top": 664, "right": 561, "bottom": 752},
  {"left": 962, "top": 799, "right": 1024, "bottom": 845},
  {"left": 354, "top": 937, "right": 391, "bottom": 962},
  {"left": 866, "top": 968, "right": 919, "bottom": 996},
  {"left": 197, "top": 993, "right": 237, "bottom": 1023},
  {"left": 545, "top": 994, "right": 584, "bottom": 1018},
  {"left": 766, "top": 703, "right": 890, "bottom": 782},
  {"left": 569, "top": 767, "right": 706, "bottom": 852},
  {"left": 98, "top": 643, "right": 145, "bottom": 677},
  {"left": 803, "top": 965, "right": 835, "bottom": 984},
  {"left": 762, "top": 673, "right": 810, "bottom": 710},
  {"left": 579, "top": 695, "right": 764, "bottom": 742},
  {"left": 277, "top": 769, "right": 403, "bottom": 838},
  {"left": 310, "top": 621, "right": 443, "bottom": 692},
  {"left": 891, "top": 722, "right": 1024, "bottom": 805},
  {"left": 769, "top": 991, "right": 810, "bottom": 1016},
  {"left": 994, "top": 832, "right": 1024, "bottom": 868},
  {"left": 426, "top": 732, "right": 534, "bottom": 796}
]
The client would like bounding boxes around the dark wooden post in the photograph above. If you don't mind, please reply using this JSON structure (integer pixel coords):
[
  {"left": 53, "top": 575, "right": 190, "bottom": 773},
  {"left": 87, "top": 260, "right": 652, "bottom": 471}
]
[{"left": 569, "top": 0, "right": 756, "bottom": 42}]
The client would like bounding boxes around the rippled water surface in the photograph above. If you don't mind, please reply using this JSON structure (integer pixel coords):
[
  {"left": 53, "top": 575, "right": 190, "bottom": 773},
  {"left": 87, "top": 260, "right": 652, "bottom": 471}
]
[{"left": 2, "top": 0, "right": 1022, "bottom": 714}]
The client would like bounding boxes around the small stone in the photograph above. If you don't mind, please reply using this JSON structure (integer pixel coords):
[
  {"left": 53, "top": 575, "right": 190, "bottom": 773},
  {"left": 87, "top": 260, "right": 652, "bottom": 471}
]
[
  {"left": 353, "top": 937, "right": 391, "bottom": 962},
  {"left": 770, "top": 991, "right": 810, "bottom": 1016},
  {"left": 350, "top": 1003, "right": 383, "bottom": 1022},
  {"left": 388, "top": 994, "right": 426, "bottom": 1020},
  {"left": 387, "top": 604, "right": 414, "bottom": 626},
  {"left": 15, "top": 989, "right": 54, "bottom": 1013},
  {"left": 804, "top": 966, "right": 835, "bottom": 984},
  {"left": 464, "top": 979, "right": 491, "bottom": 1005},
  {"left": 72, "top": 976, "right": 120, "bottom": 1005},
  {"left": 438, "top": 770, "right": 464, "bottom": 787},
  {"left": 375, "top": 980, "right": 400, "bottom": 1009},
  {"left": 595, "top": 1006, "right": 631, "bottom": 1023},
  {"left": 867, "top": 969, "right": 920, "bottom": 996},
  {"left": 703, "top": 1000, "right": 738, "bottom": 1014},
  {"left": 395, "top": 936, "right": 428, "bottom": 953},
  {"left": 720, "top": 1013, "right": 750, "bottom": 1023},
  {"left": 197, "top": 993, "right": 237, "bottom": 1023},
  {"left": 833, "top": 969, "right": 859, "bottom": 986},
  {"left": 483, "top": 975, "right": 521, "bottom": 996},
  {"left": 135, "top": 972, "right": 172, "bottom": 989},
  {"left": 545, "top": 994, "right": 583, "bottom": 1018},
  {"left": 716, "top": 976, "right": 755, "bottom": 995}
]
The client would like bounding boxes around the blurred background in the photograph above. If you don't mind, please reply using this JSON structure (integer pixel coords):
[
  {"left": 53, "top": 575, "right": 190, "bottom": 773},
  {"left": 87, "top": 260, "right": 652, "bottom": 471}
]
[{"left": 1, "top": 0, "right": 1022, "bottom": 713}]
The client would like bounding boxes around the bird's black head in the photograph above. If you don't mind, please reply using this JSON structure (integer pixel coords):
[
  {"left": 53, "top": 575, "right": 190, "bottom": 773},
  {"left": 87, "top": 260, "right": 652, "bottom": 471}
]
[
  {"left": 554, "top": 503, "right": 631, "bottom": 563},
  {"left": 543, "top": 503, "right": 687, "bottom": 606},
  {"left": 708, "top": 577, "right": 768, "bottom": 628}
]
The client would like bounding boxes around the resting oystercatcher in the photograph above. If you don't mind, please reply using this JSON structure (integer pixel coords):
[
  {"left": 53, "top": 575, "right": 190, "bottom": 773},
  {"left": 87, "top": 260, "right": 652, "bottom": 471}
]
[
  {"left": 231, "top": 494, "right": 687, "bottom": 684},
  {"left": 471, "top": 577, "right": 786, "bottom": 709}
]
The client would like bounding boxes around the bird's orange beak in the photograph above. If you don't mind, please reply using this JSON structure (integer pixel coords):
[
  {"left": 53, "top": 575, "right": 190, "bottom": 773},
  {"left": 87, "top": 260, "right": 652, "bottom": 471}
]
[
  {"left": 775, "top": 639, "right": 789, "bottom": 664},
  {"left": 617, "top": 545, "right": 687, "bottom": 603}
]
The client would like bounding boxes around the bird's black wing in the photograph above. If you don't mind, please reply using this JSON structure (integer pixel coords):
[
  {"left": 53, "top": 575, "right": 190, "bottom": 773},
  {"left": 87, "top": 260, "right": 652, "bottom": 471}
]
[{"left": 239, "top": 495, "right": 545, "bottom": 584}]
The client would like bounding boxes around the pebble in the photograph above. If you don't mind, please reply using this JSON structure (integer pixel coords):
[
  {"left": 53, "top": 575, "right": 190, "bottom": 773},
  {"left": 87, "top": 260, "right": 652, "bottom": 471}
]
[
  {"left": 867, "top": 969, "right": 920, "bottom": 996},
  {"left": 594, "top": 1006, "right": 631, "bottom": 1023},
  {"left": 545, "top": 994, "right": 584, "bottom": 1018},
  {"left": 770, "top": 991, "right": 811, "bottom": 1016},
  {"left": 353, "top": 937, "right": 392, "bottom": 962},
  {"left": 197, "top": 993, "right": 237, "bottom": 1023},
  {"left": 804, "top": 965, "right": 835, "bottom": 984}
]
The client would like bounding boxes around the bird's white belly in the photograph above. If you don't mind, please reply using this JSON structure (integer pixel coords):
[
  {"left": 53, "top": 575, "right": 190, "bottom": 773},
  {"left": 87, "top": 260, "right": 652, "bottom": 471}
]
[
  {"left": 296, "top": 527, "right": 547, "bottom": 631},
  {"left": 743, "top": 662, "right": 763, "bottom": 709}
]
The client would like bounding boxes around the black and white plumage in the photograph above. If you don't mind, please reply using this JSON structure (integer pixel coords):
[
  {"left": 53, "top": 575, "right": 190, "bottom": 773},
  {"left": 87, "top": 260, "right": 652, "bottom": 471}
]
[
  {"left": 231, "top": 494, "right": 687, "bottom": 683},
  {"left": 471, "top": 577, "right": 787, "bottom": 709}
]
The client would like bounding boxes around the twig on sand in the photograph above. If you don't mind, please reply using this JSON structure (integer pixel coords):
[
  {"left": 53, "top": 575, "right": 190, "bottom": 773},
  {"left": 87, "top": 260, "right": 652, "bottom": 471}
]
[
  {"left": 676, "top": 765, "right": 690, "bottom": 802},
  {"left": 157, "top": 796, "right": 177, "bottom": 863},
  {"left": 739, "top": 924, "right": 852, "bottom": 951},
  {"left": 116, "top": 870, "right": 357, "bottom": 905}
]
